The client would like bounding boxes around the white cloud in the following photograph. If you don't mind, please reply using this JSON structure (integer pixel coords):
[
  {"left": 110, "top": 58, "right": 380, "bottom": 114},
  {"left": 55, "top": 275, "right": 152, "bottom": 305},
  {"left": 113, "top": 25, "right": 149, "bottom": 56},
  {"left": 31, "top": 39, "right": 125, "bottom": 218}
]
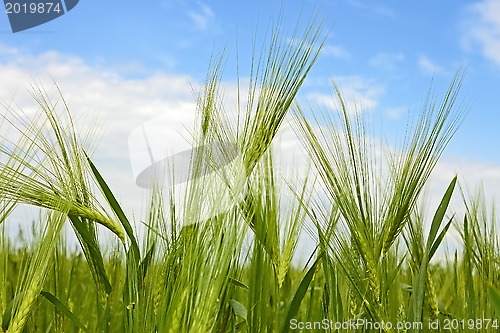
[
  {"left": 343, "top": 0, "right": 394, "bottom": 17},
  {"left": 384, "top": 106, "right": 407, "bottom": 119},
  {"left": 0, "top": 44, "right": 20, "bottom": 57},
  {"left": 321, "top": 44, "right": 350, "bottom": 58},
  {"left": 287, "top": 38, "right": 346, "bottom": 59},
  {"left": 0, "top": 44, "right": 197, "bottom": 219},
  {"left": 462, "top": 0, "right": 500, "bottom": 66},
  {"left": 0, "top": 45, "right": 313, "bottom": 224},
  {"left": 418, "top": 55, "right": 444, "bottom": 75},
  {"left": 187, "top": 1, "right": 214, "bottom": 31},
  {"left": 425, "top": 156, "right": 500, "bottom": 245},
  {"left": 369, "top": 52, "right": 404, "bottom": 71},
  {"left": 307, "top": 75, "right": 384, "bottom": 113}
]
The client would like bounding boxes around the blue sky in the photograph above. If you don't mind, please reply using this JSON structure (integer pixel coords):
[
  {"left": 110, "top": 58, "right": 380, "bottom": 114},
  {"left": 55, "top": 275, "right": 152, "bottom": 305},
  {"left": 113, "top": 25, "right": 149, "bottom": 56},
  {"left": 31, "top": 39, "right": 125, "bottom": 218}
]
[
  {"left": 2, "top": 0, "right": 499, "bottom": 157},
  {"left": 1, "top": 0, "right": 500, "bottom": 231}
]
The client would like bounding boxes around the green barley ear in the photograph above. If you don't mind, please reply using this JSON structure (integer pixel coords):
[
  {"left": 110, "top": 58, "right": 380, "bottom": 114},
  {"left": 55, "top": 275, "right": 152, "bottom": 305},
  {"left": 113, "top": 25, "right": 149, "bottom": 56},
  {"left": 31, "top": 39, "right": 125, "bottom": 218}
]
[
  {"left": 239, "top": 13, "right": 326, "bottom": 176},
  {"left": 236, "top": 14, "right": 326, "bottom": 272},
  {"left": 293, "top": 84, "right": 384, "bottom": 315},
  {"left": 3, "top": 211, "right": 66, "bottom": 333},
  {"left": 0, "top": 83, "right": 122, "bottom": 317},
  {"left": 294, "top": 70, "right": 465, "bottom": 325},
  {"left": 381, "top": 70, "right": 466, "bottom": 257},
  {"left": 0, "top": 82, "right": 125, "bottom": 241},
  {"left": 457, "top": 182, "right": 499, "bottom": 319}
]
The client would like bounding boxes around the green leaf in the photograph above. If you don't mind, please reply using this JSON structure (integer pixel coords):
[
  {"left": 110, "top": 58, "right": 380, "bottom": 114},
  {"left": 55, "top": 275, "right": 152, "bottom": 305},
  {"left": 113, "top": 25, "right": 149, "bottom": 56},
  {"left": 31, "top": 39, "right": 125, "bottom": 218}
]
[
  {"left": 139, "top": 243, "right": 156, "bottom": 284},
  {"left": 488, "top": 284, "right": 500, "bottom": 314},
  {"left": 228, "top": 277, "right": 249, "bottom": 291},
  {"left": 40, "top": 291, "right": 90, "bottom": 333},
  {"left": 229, "top": 299, "right": 247, "bottom": 320},
  {"left": 429, "top": 217, "right": 453, "bottom": 260},
  {"left": 2, "top": 292, "right": 25, "bottom": 331},
  {"left": 85, "top": 152, "right": 140, "bottom": 261},
  {"left": 409, "top": 176, "right": 456, "bottom": 330},
  {"left": 281, "top": 254, "right": 322, "bottom": 333},
  {"left": 69, "top": 214, "right": 112, "bottom": 294},
  {"left": 426, "top": 176, "right": 456, "bottom": 253}
]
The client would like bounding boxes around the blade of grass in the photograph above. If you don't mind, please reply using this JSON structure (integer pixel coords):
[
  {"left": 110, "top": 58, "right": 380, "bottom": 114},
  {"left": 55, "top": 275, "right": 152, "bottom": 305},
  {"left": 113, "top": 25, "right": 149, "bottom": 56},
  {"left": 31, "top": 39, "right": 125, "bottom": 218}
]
[
  {"left": 281, "top": 254, "right": 322, "bottom": 333},
  {"left": 85, "top": 152, "right": 140, "bottom": 260},
  {"left": 68, "top": 214, "right": 112, "bottom": 294},
  {"left": 408, "top": 176, "right": 456, "bottom": 330},
  {"left": 40, "top": 290, "right": 90, "bottom": 333}
]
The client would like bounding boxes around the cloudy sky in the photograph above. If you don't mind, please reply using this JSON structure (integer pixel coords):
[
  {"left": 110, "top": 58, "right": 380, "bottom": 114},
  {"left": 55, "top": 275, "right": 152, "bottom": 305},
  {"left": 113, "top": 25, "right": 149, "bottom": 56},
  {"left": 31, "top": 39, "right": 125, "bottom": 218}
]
[{"left": 1, "top": 0, "right": 500, "bottom": 248}]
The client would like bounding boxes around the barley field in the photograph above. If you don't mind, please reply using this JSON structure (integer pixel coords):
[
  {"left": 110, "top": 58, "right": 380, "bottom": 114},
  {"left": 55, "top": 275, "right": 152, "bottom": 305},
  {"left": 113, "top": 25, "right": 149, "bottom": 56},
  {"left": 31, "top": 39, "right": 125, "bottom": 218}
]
[{"left": 0, "top": 17, "right": 499, "bottom": 333}]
